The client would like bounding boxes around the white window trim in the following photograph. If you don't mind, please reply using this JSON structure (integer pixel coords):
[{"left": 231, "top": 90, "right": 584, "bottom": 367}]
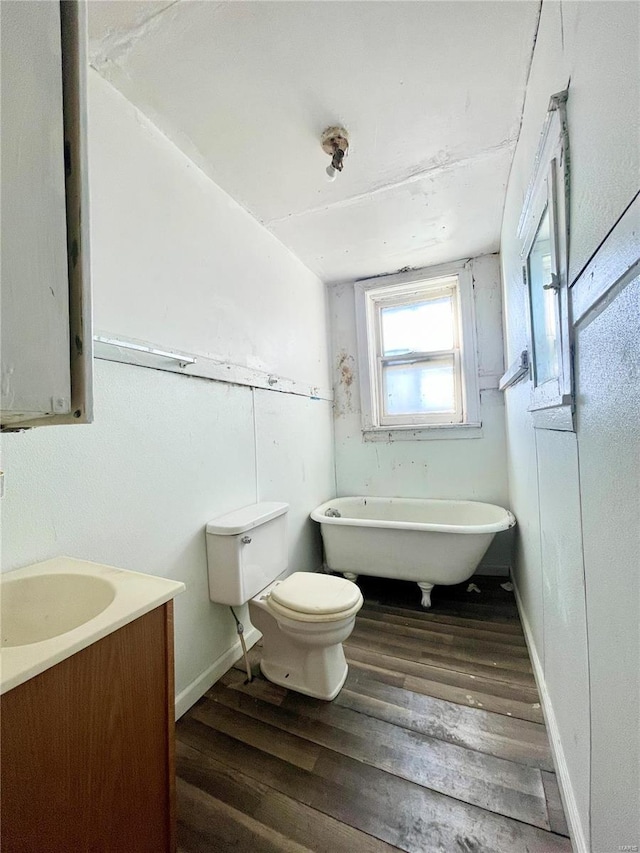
[
  {"left": 518, "top": 90, "right": 574, "bottom": 431},
  {"left": 355, "top": 261, "right": 481, "bottom": 436}
]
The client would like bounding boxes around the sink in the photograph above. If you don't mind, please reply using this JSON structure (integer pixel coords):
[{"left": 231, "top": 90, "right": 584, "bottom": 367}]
[
  {"left": 0, "top": 556, "right": 185, "bottom": 694},
  {"left": 1, "top": 573, "right": 116, "bottom": 647}
]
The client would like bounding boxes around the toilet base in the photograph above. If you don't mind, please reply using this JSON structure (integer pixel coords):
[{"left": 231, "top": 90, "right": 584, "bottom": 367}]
[
  {"left": 249, "top": 593, "right": 355, "bottom": 701},
  {"left": 259, "top": 655, "right": 348, "bottom": 701}
]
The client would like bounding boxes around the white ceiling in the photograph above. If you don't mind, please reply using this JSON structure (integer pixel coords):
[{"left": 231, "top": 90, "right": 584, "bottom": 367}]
[{"left": 88, "top": 1, "right": 541, "bottom": 283}]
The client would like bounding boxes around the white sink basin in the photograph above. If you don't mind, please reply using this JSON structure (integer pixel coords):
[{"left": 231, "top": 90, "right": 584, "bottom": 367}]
[
  {"left": 0, "top": 557, "right": 185, "bottom": 694},
  {"left": 1, "top": 573, "right": 116, "bottom": 647}
]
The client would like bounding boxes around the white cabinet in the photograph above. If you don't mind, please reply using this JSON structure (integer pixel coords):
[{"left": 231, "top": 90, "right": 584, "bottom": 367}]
[{"left": 1, "top": 1, "right": 92, "bottom": 429}]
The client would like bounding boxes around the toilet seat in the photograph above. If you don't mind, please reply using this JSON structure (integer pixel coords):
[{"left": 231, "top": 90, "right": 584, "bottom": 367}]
[{"left": 266, "top": 572, "right": 363, "bottom": 623}]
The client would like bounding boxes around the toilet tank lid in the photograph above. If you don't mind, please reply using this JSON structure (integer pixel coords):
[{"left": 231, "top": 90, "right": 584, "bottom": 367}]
[{"left": 206, "top": 502, "right": 289, "bottom": 535}]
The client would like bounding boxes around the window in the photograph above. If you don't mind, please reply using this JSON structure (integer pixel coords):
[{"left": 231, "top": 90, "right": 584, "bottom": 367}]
[
  {"left": 355, "top": 261, "right": 480, "bottom": 433},
  {"left": 518, "top": 90, "right": 573, "bottom": 430}
]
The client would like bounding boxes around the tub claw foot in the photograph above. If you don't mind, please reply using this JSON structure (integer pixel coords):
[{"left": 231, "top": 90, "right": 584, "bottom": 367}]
[
  {"left": 417, "top": 582, "right": 434, "bottom": 609},
  {"left": 343, "top": 572, "right": 359, "bottom": 583}
]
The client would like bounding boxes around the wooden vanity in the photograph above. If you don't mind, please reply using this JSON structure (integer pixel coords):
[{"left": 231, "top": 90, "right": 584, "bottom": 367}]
[{"left": 0, "top": 559, "right": 184, "bottom": 853}]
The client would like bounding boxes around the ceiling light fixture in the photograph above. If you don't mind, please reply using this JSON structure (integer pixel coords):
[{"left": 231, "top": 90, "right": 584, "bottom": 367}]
[{"left": 321, "top": 126, "right": 349, "bottom": 182}]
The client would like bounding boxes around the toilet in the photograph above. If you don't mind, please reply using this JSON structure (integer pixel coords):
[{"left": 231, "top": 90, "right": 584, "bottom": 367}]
[{"left": 206, "top": 502, "right": 363, "bottom": 700}]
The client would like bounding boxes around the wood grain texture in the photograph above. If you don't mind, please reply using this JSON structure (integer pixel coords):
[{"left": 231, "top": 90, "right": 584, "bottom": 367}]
[
  {"left": 348, "top": 624, "right": 537, "bottom": 685},
  {"left": 1, "top": 604, "right": 175, "bottom": 853},
  {"left": 364, "top": 602, "right": 526, "bottom": 634},
  {"left": 166, "top": 601, "right": 178, "bottom": 853},
  {"left": 177, "top": 714, "right": 570, "bottom": 853},
  {"left": 358, "top": 604, "right": 528, "bottom": 645},
  {"left": 222, "top": 664, "right": 553, "bottom": 769},
  {"left": 344, "top": 646, "right": 544, "bottom": 722},
  {"left": 205, "top": 680, "right": 549, "bottom": 828},
  {"left": 176, "top": 577, "right": 571, "bottom": 852},
  {"left": 177, "top": 742, "right": 400, "bottom": 853},
  {"left": 354, "top": 615, "right": 532, "bottom": 663}
]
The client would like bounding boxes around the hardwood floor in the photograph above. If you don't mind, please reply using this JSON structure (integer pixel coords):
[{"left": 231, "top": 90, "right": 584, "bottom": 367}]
[{"left": 176, "top": 576, "right": 572, "bottom": 853}]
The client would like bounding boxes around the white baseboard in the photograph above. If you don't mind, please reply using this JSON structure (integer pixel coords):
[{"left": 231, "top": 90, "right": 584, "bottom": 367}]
[
  {"left": 512, "top": 576, "right": 588, "bottom": 853},
  {"left": 174, "top": 625, "right": 261, "bottom": 720}
]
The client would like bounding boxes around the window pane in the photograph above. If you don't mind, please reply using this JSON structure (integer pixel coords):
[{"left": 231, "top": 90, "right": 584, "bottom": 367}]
[
  {"left": 381, "top": 296, "right": 453, "bottom": 356},
  {"left": 528, "top": 208, "right": 559, "bottom": 385},
  {"left": 382, "top": 358, "right": 456, "bottom": 416}
]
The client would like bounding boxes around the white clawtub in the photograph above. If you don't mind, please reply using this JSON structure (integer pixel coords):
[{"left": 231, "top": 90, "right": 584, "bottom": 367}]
[{"left": 311, "top": 496, "right": 516, "bottom": 608}]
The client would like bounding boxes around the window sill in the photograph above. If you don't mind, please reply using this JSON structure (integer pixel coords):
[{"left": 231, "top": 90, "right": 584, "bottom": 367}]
[{"left": 362, "top": 423, "right": 483, "bottom": 442}]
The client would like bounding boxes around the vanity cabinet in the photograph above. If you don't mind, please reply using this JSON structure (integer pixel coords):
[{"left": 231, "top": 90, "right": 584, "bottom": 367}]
[
  {"left": 1, "top": 0, "right": 92, "bottom": 429},
  {"left": 0, "top": 603, "right": 177, "bottom": 853}
]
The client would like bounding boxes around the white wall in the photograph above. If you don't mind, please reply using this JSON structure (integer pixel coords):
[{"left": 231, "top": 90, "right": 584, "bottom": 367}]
[
  {"left": 89, "top": 75, "right": 329, "bottom": 384},
  {"left": 575, "top": 275, "right": 639, "bottom": 853},
  {"left": 329, "top": 253, "right": 511, "bottom": 573},
  {"left": 500, "top": 3, "right": 639, "bottom": 851},
  {"left": 1, "top": 71, "right": 334, "bottom": 716}
]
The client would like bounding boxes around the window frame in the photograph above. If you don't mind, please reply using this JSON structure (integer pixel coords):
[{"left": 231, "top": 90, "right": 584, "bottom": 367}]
[
  {"left": 518, "top": 90, "right": 574, "bottom": 431},
  {"left": 355, "top": 261, "right": 480, "bottom": 434},
  {"left": 374, "top": 279, "right": 463, "bottom": 427}
]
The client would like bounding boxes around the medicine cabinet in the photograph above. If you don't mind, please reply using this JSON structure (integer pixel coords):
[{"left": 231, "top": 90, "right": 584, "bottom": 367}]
[
  {"left": 1, "top": 1, "right": 92, "bottom": 429},
  {"left": 518, "top": 90, "right": 573, "bottom": 431}
]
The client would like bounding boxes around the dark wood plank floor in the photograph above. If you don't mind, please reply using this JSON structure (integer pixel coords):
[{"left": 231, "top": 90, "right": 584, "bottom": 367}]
[{"left": 176, "top": 576, "right": 573, "bottom": 853}]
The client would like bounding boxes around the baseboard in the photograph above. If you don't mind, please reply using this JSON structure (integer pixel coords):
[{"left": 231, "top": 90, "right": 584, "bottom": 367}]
[
  {"left": 512, "top": 575, "right": 588, "bottom": 853},
  {"left": 174, "top": 624, "right": 261, "bottom": 720}
]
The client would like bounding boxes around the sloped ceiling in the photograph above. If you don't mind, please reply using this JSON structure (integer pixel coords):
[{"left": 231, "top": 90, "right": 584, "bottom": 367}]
[{"left": 88, "top": 1, "right": 541, "bottom": 283}]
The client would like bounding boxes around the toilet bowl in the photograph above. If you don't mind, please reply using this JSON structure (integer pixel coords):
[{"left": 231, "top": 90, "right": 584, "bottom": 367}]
[
  {"left": 249, "top": 573, "right": 363, "bottom": 700},
  {"left": 205, "top": 502, "right": 363, "bottom": 701}
]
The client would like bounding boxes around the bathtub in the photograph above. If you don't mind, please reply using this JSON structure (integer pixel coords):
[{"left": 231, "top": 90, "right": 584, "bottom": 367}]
[{"left": 311, "top": 497, "right": 516, "bottom": 608}]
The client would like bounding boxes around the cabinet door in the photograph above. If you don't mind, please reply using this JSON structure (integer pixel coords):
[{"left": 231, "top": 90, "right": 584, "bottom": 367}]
[
  {"left": 0, "top": 603, "right": 177, "bottom": 852},
  {"left": 1, "top": 1, "right": 92, "bottom": 428}
]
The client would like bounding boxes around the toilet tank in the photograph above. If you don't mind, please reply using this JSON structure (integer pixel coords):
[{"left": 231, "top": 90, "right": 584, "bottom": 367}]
[{"left": 205, "top": 502, "right": 289, "bottom": 606}]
